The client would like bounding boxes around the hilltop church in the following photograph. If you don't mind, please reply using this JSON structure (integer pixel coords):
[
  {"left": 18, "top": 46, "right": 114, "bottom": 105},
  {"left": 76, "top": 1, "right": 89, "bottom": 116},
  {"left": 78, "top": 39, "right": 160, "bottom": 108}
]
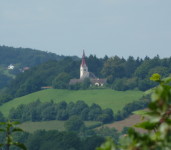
[{"left": 69, "top": 50, "right": 107, "bottom": 86}]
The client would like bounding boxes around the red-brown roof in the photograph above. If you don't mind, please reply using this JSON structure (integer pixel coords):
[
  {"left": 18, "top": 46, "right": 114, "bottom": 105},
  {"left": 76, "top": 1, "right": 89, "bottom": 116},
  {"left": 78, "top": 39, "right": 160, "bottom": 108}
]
[{"left": 81, "top": 50, "right": 87, "bottom": 67}]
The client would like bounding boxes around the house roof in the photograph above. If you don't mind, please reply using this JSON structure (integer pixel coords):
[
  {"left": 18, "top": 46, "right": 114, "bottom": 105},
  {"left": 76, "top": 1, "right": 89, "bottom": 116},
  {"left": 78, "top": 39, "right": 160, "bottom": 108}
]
[
  {"left": 69, "top": 78, "right": 107, "bottom": 85},
  {"left": 80, "top": 72, "right": 97, "bottom": 79}
]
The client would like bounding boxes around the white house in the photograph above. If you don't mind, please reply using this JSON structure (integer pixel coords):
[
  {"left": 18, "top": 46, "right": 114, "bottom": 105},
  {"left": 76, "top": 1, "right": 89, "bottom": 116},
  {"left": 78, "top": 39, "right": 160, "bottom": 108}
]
[{"left": 7, "top": 64, "right": 14, "bottom": 70}]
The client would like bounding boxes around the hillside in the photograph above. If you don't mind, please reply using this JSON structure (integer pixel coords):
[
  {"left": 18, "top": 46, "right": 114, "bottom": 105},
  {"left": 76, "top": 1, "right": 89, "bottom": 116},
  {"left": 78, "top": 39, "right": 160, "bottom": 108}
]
[
  {"left": 0, "top": 89, "right": 144, "bottom": 117},
  {"left": 0, "top": 45, "right": 80, "bottom": 67}
]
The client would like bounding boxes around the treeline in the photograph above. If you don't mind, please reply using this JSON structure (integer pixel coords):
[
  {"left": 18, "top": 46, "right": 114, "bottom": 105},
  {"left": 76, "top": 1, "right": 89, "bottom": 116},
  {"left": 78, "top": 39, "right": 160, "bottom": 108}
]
[
  {"left": 8, "top": 100, "right": 113, "bottom": 124},
  {"left": 0, "top": 130, "right": 105, "bottom": 150},
  {"left": 0, "top": 45, "right": 79, "bottom": 68},
  {"left": 1, "top": 52, "right": 171, "bottom": 104},
  {"left": 104, "top": 55, "right": 171, "bottom": 91},
  {"left": 0, "top": 73, "right": 12, "bottom": 90}
]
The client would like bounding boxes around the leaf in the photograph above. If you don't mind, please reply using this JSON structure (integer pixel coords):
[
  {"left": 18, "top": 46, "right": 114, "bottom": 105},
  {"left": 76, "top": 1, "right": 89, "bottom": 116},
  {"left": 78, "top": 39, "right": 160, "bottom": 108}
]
[
  {"left": 150, "top": 73, "right": 161, "bottom": 82},
  {"left": 161, "top": 77, "right": 171, "bottom": 84},
  {"left": 165, "top": 118, "right": 171, "bottom": 125},
  {"left": 12, "top": 128, "right": 24, "bottom": 132},
  {"left": 13, "top": 142, "right": 27, "bottom": 150},
  {"left": 134, "top": 121, "right": 157, "bottom": 130},
  {"left": 0, "top": 144, "right": 4, "bottom": 148},
  {"left": 148, "top": 102, "right": 158, "bottom": 110},
  {"left": 141, "top": 116, "right": 145, "bottom": 121},
  {"left": 0, "top": 122, "right": 6, "bottom": 126},
  {"left": 0, "top": 129, "right": 5, "bottom": 132},
  {"left": 11, "top": 121, "right": 20, "bottom": 125},
  {"left": 132, "top": 110, "right": 149, "bottom": 116}
]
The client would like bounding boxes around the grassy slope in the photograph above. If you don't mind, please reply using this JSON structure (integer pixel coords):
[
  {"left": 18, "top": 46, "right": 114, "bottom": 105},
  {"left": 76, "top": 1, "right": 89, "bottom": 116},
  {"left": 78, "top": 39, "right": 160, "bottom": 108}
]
[
  {"left": 16, "top": 120, "right": 102, "bottom": 133},
  {"left": 0, "top": 89, "right": 144, "bottom": 117},
  {"left": 0, "top": 65, "right": 15, "bottom": 79}
]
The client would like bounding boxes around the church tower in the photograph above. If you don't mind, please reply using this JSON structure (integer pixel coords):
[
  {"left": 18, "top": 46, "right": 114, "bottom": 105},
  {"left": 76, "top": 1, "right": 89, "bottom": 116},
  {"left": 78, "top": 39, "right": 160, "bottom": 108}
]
[{"left": 80, "top": 49, "right": 88, "bottom": 78}]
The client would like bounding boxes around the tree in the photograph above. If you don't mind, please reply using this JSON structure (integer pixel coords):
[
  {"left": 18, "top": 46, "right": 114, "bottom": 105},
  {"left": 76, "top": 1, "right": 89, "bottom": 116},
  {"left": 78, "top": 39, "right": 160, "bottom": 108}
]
[
  {"left": 101, "top": 56, "right": 125, "bottom": 84},
  {"left": 81, "top": 78, "right": 91, "bottom": 90},
  {"left": 0, "top": 120, "right": 26, "bottom": 150},
  {"left": 64, "top": 115, "right": 85, "bottom": 132},
  {"left": 52, "top": 72, "right": 70, "bottom": 89}
]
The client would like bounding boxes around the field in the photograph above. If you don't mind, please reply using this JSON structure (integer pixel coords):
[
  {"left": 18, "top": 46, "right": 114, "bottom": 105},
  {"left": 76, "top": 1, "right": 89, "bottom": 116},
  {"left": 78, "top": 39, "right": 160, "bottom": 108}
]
[
  {"left": 97, "top": 109, "right": 148, "bottom": 133},
  {"left": 16, "top": 120, "right": 102, "bottom": 133},
  {"left": 0, "top": 89, "right": 144, "bottom": 117}
]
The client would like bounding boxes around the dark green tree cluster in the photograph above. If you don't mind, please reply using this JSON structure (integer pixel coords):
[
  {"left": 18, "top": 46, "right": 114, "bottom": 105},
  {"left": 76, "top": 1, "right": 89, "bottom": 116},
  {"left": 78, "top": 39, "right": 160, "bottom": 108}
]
[
  {"left": 8, "top": 100, "right": 114, "bottom": 123},
  {"left": 68, "top": 78, "right": 91, "bottom": 90},
  {"left": 94, "top": 126, "right": 120, "bottom": 145},
  {"left": 9, "top": 130, "right": 105, "bottom": 150},
  {"left": 0, "top": 73, "right": 12, "bottom": 90},
  {"left": 102, "top": 55, "right": 171, "bottom": 91}
]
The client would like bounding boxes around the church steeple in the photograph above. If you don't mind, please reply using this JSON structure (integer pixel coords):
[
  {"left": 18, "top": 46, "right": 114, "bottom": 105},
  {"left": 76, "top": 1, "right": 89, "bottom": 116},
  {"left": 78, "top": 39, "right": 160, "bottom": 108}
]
[
  {"left": 81, "top": 49, "right": 87, "bottom": 67},
  {"left": 80, "top": 49, "right": 88, "bottom": 78}
]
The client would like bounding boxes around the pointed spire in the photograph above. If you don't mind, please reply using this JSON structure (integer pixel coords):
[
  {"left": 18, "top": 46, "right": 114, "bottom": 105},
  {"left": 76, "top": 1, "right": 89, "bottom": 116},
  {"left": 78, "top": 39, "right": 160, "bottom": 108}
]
[
  {"left": 83, "top": 48, "right": 85, "bottom": 57},
  {"left": 81, "top": 48, "right": 87, "bottom": 67}
]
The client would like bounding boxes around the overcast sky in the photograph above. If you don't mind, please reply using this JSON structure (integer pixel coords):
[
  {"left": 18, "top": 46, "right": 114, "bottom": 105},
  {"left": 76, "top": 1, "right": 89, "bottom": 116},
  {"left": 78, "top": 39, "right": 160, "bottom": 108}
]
[{"left": 0, "top": 0, "right": 171, "bottom": 59}]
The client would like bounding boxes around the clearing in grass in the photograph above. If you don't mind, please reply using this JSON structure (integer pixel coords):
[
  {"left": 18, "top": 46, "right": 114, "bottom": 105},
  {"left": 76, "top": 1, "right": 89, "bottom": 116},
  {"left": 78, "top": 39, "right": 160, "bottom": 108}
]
[{"left": 16, "top": 120, "right": 102, "bottom": 133}]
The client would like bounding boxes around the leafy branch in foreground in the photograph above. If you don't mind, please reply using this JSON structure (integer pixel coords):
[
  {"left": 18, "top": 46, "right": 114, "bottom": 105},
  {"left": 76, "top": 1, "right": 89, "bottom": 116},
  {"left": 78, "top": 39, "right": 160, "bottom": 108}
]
[
  {"left": 0, "top": 120, "right": 26, "bottom": 150},
  {"left": 96, "top": 73, "right": 171, "bottom": 150}
]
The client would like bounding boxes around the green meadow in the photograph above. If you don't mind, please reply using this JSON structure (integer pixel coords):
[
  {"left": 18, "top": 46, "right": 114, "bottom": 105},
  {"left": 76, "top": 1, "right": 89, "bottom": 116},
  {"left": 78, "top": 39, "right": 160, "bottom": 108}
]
[
  {"left": 0, "top": 89, "right": 144, "bottom": 117},
  {"left": 16, "top": 120, "right": 102, "bottom": 133}
]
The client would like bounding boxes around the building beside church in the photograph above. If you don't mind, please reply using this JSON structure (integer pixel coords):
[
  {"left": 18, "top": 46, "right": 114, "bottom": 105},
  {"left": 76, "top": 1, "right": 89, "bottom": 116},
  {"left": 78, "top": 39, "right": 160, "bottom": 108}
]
[{"left": 69, "top": 50, "right": 107, "bottom": 86}]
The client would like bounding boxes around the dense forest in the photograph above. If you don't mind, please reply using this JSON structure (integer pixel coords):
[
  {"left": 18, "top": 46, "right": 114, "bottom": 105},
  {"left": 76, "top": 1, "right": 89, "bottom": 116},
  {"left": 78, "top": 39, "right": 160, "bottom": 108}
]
[
  {"left": 0, "top": 45, "right": 79, "bottom": 68},
  {"left": 0, "top": 50, "right": 171, "bottom": 104},
  {"left": 0, "top": 46, "right": 80, "bottom": 91}
]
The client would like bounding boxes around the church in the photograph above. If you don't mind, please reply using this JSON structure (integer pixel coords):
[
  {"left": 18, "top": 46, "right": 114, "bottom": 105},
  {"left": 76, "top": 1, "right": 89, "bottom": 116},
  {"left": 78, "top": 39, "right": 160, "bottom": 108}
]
[{"left": 69, "top": 50, "right": 107, "bottom": 86}]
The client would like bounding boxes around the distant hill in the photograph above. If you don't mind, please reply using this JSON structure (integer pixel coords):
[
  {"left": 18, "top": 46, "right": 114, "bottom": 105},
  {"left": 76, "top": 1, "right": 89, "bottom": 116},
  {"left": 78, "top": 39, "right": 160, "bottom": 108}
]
[
  {"left": 0, "top": 45, "right": 80, "bottom": 68},
  {"left": 0, "top": 45, "right": 80, "bottom": 90},
  {"left": 0, "top": 89, "right": 144, "bottom": 117}
]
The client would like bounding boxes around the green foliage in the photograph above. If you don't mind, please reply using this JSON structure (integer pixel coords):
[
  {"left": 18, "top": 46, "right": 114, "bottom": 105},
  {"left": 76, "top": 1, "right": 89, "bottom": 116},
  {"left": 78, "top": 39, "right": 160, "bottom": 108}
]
[
  {"left": 9, "top": 129, "right": 105, "bottom": 150},
  {"left": 8, "top": 100, "right": 113, "bottom": 123},
  {"left": 0, "top": 93, "right": 13, "bottom": 104},
  {"left": 0, "top": 120, "right": 26, "bottom": 150},
  {"left": 52, "top": 72, "right": 70, "bottom": 89},
  {"left": 64, "top": 115, "right": 85, "bottom": 132},
  {"left": 0, "top": 111, "right": 5, "bottom": 122},
  {"left": 81, "top": 78, "right": 91, "bottom": 90},
  {"left": 121, "top": 126, "right": 132, "bottom": 134},
  {"left": 95, "top": 126, "right": 120, "bottom": 144},
  {"left": 96, "top": 74, "right": 171, "bottom": 150},
  {"left": 0, "top": 73, "right": 12, "bottom": 90},
  {"left": 101, "top": 56, "right": 125, "bottom": 84}
]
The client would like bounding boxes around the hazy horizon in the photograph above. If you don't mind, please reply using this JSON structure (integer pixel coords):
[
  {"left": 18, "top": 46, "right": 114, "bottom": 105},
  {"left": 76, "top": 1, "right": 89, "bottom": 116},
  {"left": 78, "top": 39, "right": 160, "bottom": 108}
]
[{"left": 1, "top": 0, "right": 171, "bottom": 59}]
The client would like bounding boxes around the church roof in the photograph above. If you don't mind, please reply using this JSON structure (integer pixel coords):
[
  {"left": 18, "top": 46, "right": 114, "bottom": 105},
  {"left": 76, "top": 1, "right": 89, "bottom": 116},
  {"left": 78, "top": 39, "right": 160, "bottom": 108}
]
[
  {"left": 80, "top": 72, "right": 97, "bottom": 79},
  {"left": 81, "top": 50, "right": 87, "bottom": 67},
  {"left": 69, "top": 79, "right": 84, "bottom": 85},
  {"left": 69, "top": 78, "right": 107, "bottom": 85}
]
